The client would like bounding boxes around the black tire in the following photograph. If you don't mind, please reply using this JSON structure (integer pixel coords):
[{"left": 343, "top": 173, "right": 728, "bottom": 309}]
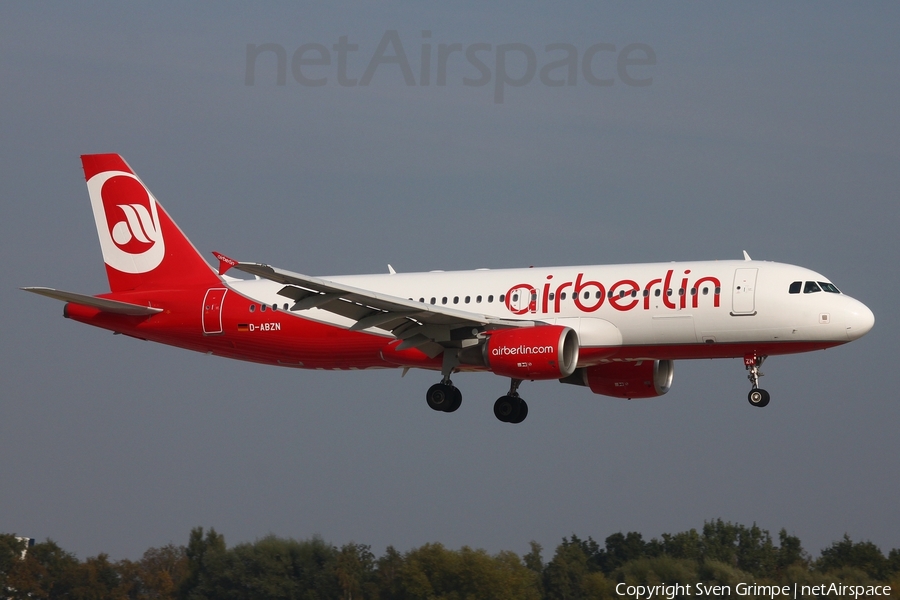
[
  {"left": 509, "top": 399, "right": 528, "bottom": 424},
  {"left": 748, "top": 389, "right": 770, "bottom": 408},
  {"left": 426, "top": 383, "right": 452, "bottom": 411},
  {"left": 444, "top": 387, "right": 462, "bottom": 413},
  {"left": 493, "top": 396, "right": 516, "bottom": 422}
]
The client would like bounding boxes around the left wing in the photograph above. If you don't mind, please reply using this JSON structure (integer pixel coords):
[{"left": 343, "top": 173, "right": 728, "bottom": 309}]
[{"left": 214, "top": 253, "right": 537, "bottom": 357}]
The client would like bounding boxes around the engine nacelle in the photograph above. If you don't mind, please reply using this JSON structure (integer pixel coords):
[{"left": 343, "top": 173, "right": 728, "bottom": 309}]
[
  {"left": 483, "top": 326, "right": 579, "bottom": 380},
  {"left": 561, "top": 360, "right": 674, "bottom": 398}
]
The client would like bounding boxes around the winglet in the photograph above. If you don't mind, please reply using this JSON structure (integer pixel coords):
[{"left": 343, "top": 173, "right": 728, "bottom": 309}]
[
  {"left": 212, "top": 251, "right": 238, "bottom": 275},
  {"left": 742, "top": 250, "right": 752, "bottom": 261}
]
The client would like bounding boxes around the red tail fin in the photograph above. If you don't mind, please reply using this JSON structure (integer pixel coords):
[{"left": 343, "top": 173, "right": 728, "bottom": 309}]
[{"left": 82, "top": 154, "right": 220, "bottom": 292}]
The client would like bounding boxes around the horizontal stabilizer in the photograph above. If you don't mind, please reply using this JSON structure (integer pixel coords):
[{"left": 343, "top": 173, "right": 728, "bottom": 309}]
[{"left": 22, "top": 287, "right": 163, "bottom": 316}]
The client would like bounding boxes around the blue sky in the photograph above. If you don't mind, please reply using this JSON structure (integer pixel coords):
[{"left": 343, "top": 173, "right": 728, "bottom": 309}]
[{"left": 1, "top": 3, "right": 898, "bottom": 560}]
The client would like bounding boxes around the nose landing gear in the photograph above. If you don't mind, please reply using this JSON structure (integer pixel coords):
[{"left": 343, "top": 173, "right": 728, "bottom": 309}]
[{"left": 745, "top": 354, "right": 770, "bottom": 407}]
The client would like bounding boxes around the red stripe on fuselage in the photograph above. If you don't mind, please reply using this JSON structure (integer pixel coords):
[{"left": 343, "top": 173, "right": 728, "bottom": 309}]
[{"left": 64, "top": 285, "right": 846, "bottom": 373}]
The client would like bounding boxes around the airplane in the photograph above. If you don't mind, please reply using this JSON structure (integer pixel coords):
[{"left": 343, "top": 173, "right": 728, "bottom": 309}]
[{"left": 24, "top": 154, "right": 875, "bottom": 424}]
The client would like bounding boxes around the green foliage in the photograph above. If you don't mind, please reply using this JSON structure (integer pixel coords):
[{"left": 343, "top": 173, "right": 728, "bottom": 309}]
[
  {"left": 818, "top": 535, "right": 891, "bottom": 581},
  {"left": 0, "top": 534, "right": 28, "bottom": 596},
  {"left": 1, "top": 522, "right": 897, "bottom": 599},
  {"left": 618, "top": 555, "right": 699, "bottom": 588},
  {"left": 392, "top": 542, "right": 540, "bottom": 600}
]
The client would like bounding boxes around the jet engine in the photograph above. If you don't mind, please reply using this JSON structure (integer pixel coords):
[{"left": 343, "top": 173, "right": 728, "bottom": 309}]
[
  {"left": 560, "top": 360, "right": 674, "bottom": 398},
  {"left": 460, "top": 325, "right": 579, "bottom": 380}
]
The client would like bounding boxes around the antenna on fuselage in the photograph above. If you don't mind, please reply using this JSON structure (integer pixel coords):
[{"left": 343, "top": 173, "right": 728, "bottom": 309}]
[{"left": 742, "top": 251, "right": 752, "bottom": 261}]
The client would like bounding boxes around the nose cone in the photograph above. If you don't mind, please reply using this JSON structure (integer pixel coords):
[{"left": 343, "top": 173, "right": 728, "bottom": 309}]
[{"left": 845, "top": 299, "right": 875, "bottom": 341}]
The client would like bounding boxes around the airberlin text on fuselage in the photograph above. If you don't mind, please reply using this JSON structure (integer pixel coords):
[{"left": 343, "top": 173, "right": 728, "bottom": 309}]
[{"left": 505, "top": 269, "right": 722, "bottom": 315}]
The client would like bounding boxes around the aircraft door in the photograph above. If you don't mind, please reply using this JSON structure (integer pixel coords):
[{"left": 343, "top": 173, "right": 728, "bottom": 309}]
[
  {"left": 202, "top": 288, "right": 228, "bottom": 334},
  {"left": 506, "top": 285, "right": 537, "bottom": 314},
  {"left": 731, "top": 268, "right": 758, "bottom": 315}
]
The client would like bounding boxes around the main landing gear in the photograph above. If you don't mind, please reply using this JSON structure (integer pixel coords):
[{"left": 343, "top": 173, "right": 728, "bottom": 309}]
[
  {"left": 745, "top": 354, "right": 770, "bottom": 408},
  {"left": 426, "top": 381, "right": 462, "bottom": 413},
  {"left": 424, "top": 355, "right": 529, "bottom": 424},
  {"left": 426, "top": 350, "right": 463, "bottom": 413},
  {"left": 493, "top": 378, "right": 528, "bottom": 424},
  {"left": 425, "top": 378, "right": 530, "bottom": 423}
]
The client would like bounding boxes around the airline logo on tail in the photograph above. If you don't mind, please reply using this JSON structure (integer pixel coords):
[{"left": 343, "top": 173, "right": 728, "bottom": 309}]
[{"left": 87, "top": 170, "right": 165, "bottom": 274}]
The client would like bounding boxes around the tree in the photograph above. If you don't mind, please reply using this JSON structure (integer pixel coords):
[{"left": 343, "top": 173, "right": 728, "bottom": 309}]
[
  {"left": 0, "top": 535, "right": 30, "bottom": 599},
  {"left": 335, "top": 542, "right": 376, "bottom": 599},
  {"left": 177, "top": 528, "right": 227, "bottom": 600},
  {"left": 602, "top": 532, "right": 654, "bottom": 572},
  {"left": 543, "top": 537, "right": 593, "bottom": 600},
  {"left": 818, "top": 535, "right": 889, "bottom": 581}
]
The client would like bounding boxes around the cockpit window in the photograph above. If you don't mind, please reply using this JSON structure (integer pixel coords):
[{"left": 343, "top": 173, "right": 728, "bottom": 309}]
[
  {"left": 818, "top": 282, "right": 841, "bottom": 293},
  {"left": 803, "top": 281, "right": 822, "bottom": 294},
  {"left": 789, "top": 281, "right": 801, "bottom": 294}
]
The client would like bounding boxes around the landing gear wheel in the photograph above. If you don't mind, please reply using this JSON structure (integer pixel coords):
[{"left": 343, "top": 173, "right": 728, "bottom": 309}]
[
  {"left": 748, "top": 388, "right": 770, "bottom": 408},
  {"left": 444, "top": 387, "right": 462, "bottom": 413},
  {"left": 426, "top": 383, "right": 456, "bottom": 412},
  {"left": 494, "top": 395, "right": 527, "bottom": 423},
  {"left": 509, "top": 399, "right": 528, "bottom": 424}
]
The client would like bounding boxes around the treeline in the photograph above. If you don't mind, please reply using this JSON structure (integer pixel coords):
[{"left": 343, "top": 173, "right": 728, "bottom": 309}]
[{"left": 2, "top": 520, "right": 899, "bottom": 599}]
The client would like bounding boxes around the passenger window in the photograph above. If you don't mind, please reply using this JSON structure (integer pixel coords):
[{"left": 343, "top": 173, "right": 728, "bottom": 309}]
[
  {"left": 643, "top": 290, "right": 649, "bottom": 297},
  {"left": 702, "top": 287, "right": 709, "bottom": 295},
  {"left": 430, "top": 297, "right": 436, "bottom": 305},
  {"left": 596, "top": 291, "right": 602, "bottom": 299},
  {"left": 442, "top": 297, "right": 447, "bottom": 304},
  {"left": 465, "top": 296, "right": 470, "bottom": 303},
  {"left": 249, "top": 304, "right": 255, "bottom": 312},
  {"left": 284, "top": 303, "right": 289, "bottom": 310},
  {"left": 488, "top": 295, "right": 493, "bottom": 303},
  {"left": 419, "top": 297, "right": 425, "bottom": 303},
  {"left": 512, "top": 294, "right": 519, "bottom": 302},
  {"left": 561, "top": 292, "right": 567, "bottom": 300},
  {"left": 261, "top": 304, "right": 267, "bottom": 312},
  {"left": 654, "top": 289, "right": 661, "bottom": 297},
  {"left": 549, "top": 292, "right": 555, "bottom": 301},
  {"left": 499, "top": 294, "right": 505, "bottom": 302},
  {"left": 476, "top": 295, "right": 482, "bottom": 303},
  {"left": 789, "top": 281, "right": 801, "bottom": 294},
  {"left": 804, "top": 281, "right": 822, "bottom": 294},
  {"left": 453, "top": 296, "right": 459, "bottom": 304}
]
